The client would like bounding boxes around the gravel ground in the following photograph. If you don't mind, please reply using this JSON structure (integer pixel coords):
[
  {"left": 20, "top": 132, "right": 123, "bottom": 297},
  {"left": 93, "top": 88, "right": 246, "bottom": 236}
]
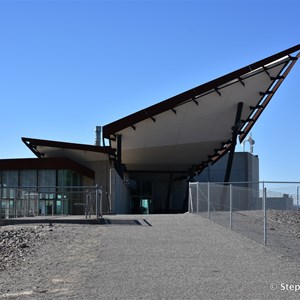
[
  {"left": 268, "top": 210, "right": 300, "bottom": 238},
  {"left": 226, "top": 209, "right": 300, "bottom": 259},
  {"left": 1, "top": 214, "right": 300, "bottom": 299},
  {"left": 0, "top": 225, "right": 53, "bottom": 272}
]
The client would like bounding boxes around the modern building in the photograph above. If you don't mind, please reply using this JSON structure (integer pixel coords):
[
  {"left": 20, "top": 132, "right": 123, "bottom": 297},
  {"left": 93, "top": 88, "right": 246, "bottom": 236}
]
[
  {"left": 1, "top": 45, "right": 299, "bottom": 215},
  {"left": 197, "top": 152, "right": 259, "bottom": 187}
]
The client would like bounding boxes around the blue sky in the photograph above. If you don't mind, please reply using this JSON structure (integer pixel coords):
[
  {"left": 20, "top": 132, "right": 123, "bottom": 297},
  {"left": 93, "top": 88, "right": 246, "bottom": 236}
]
[{"left": 0, "top": 0, "right": 299, "bottom": 181}]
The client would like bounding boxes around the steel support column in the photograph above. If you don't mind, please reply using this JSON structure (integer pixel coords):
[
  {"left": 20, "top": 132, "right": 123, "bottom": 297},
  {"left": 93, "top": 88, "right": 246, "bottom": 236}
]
[
  {"left": 220, "top": 102, "right": 243, "bottom": 210},
  {"left": 166, "top": 173, "right": 173, "bottom": 212},
  {"left": 115, "top": 134, "right": 124, "bottom": 179}
]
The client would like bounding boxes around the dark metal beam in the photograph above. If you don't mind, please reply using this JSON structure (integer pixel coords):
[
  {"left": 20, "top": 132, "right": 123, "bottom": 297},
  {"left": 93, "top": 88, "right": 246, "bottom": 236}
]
[
  {"left": 115, "top": 134, "right": 124, "bottom": 179},
  {"left": 224, "top": 102, "right": 244, "bottom": 183},
  {"left": 249, "top": 104, "right": 263, "bottom": 110},
  {"left": 239, "top": 51, "right": 300, "bottom": 142},
  {"left": 270, "top": 75, "right": 284, "bottom": 80},
  {"left": 259, "top": 91, "right": 274, "bottom": 96},
  {"left": 263, "top": 66, "right": 271, "bottom": 79},
  {"left": 166, "top": 173, "right": 173, "bottom": 212},
  {"left": 215, "top": 88, "right": 222, "bottom": 96},
  {"left": 192, "top": 97, "right": 199, "bottom": 105},
  {"left": 238, "top": 77, "right": 245, "bottom": 87},
  {"left": 288, "top": 55, "right": 298, "bottom": 60}
]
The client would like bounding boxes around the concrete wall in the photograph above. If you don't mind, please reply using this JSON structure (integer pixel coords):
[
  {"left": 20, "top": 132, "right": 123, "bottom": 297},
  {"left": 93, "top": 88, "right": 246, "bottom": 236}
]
[
  {"left": 81, "top": 160, "right": 112, "bottom": 213},
  {"left": 110, "top": 169, "right": 130, "bottom": 214},
  {"left": 255, "top": 196, "right": 294, "bottom": 210},
  {"left": 196, "top": 152, "right": 259, "bottom": 188}
]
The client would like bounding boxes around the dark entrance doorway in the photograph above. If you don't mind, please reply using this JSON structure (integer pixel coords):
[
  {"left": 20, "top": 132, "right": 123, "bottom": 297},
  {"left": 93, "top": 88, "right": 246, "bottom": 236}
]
[{"left": 130, "top": 181, "right": 152, "bottom": 214}]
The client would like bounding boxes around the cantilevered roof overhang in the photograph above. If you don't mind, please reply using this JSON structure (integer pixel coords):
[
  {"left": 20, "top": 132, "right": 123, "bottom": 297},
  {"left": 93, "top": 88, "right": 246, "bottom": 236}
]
[
  {"left": 102, "top": 45, "right": 300, "bottom": 174},
  {"left": 22, "top": 137, "right": 114, "bottom": 163}
]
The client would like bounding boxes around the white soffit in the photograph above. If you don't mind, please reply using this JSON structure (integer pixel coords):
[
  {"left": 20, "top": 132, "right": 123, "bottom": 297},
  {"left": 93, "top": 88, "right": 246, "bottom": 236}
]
[
  {"left": 22, "top": 138, "right": 111, "bottom": 163},
  {"left": 103, "top": 46, "right": 300, "bottom": 173},
  {"left": 36, "top": 146, "right": 109, "bottom": 162}
]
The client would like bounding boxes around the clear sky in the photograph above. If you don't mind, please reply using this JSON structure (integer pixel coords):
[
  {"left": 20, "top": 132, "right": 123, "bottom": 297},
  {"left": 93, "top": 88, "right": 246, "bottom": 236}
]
[{"left": 0, "top": 0, "right": 299, "bottom": 182}]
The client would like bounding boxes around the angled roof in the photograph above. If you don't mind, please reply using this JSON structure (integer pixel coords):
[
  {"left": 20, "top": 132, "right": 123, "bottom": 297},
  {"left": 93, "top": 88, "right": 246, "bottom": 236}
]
[
  {"left": 22, "top": 137, "right": 114, "bottom": 162},
  {"left": 102, "top": 44, "right": 300, "bottom": 173}
]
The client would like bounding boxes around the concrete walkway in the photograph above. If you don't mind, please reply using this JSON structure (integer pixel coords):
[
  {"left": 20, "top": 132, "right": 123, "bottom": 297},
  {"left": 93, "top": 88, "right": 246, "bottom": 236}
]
[
  {"left": 86, "top": 214, "right": 299, "bottom": 299},
  {"left": 1, "top": 214, "right": 300, "bottom": 299}
]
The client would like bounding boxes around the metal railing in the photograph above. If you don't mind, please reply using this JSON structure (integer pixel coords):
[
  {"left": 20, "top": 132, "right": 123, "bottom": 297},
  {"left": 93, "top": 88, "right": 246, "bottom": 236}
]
[
  {"left": 0, "top": 185, "right": 107, "bottom": 219},
  {"left": 189, "top": 181, "right": 300, "bottom": 261}
]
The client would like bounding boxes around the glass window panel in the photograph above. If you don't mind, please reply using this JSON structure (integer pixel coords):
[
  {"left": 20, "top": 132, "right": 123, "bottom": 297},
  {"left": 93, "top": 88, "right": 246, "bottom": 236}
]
[
  {"left": 38, "top": 170, "right": 56, "bottom": 200},
  {"left": 58, "top": 170, "right": 72, "bottom": 186},
  {"left": 20, "top": 170, "right": 37, "bottom": 187},
  {"left": 1, "top": 171, "right": 18, "bottom": 199},
  {"left": 38, "top": 170, "right": 56, "bottom": 187},
  {"left": 1, "top": 171, "right": 18, "bottom": 187}
]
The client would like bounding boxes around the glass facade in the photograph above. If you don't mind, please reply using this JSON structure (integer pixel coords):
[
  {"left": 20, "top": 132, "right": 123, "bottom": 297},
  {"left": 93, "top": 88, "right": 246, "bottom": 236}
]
[
  {"left": 20, "top": 170, "right": 37, "bottom": 187},
  {"left": 2, "top": 170, "right": 18, "bottom": 187},
  {"left": 0, "top": 169, "right": 93, "bottom": 188},
  {"left": 0, "top": 168, "right": 94, "bottom": 217}
]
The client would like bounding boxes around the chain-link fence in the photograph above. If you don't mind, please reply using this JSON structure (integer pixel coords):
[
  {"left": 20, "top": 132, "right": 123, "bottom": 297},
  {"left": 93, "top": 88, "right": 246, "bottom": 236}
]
[
  {"left": 189, "top": 181, "right": 300, "bottom": 260},
  {"left": 0, "top": 185, "right": 107, "bottom": 219}
]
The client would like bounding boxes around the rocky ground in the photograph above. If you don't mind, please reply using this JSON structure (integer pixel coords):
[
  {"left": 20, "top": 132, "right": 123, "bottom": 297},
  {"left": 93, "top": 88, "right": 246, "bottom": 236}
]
[
  {"left": 0, "top": 223, "right": 101, "bottom": 299},
  {"left": 0, "top": 225, "right": 55, "bottom": 272},
  {"left": 268, "top": 209, "right": 300, "bottom": 238},
  {"left": 227, "top": 209, "right": 300, "bottom": 260}
]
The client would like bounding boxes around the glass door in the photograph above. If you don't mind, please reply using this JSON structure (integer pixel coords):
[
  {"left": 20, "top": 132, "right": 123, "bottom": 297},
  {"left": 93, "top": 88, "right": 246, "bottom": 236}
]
[
  {"left": 141, "top": 198, "right": 151, "bottom": 214},
  {"left": 130, "top": 181, "right": 153, "bottom": 214}
]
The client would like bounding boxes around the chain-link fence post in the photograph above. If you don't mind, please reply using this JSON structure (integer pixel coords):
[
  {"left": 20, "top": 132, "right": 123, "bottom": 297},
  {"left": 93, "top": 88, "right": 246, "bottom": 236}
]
[
  {"left": 188, "top": 186, "right": 192, "bottom": 213},
  {"left": 263, "top": 183, "right": 267, "bottom": 246},
  {"left": 96, "top": 185, "right": 99, "bottom": 219},
  {"left": 0, "top": 184, "right": 2, "bottom": 220},
  {"left": 196, "top": 182, "right": 199, "bottom": 214},
  {"left": 230, "top": 184, "right": 232, "bottom": 230},
  {"left": 95, "top": 184, "right": 102, "bottom": 219},
  {"left": 99, "top": 187, "right": 103, "bottom": 217},
  {"left": 297, "top": 186, "right": 300, "bottom": 211},
  {"left": 96, "top": 184, "right": 100, "bottom": 219},
  {"left": 207, "top": 182, "right": 210, "bottom": 219}
]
